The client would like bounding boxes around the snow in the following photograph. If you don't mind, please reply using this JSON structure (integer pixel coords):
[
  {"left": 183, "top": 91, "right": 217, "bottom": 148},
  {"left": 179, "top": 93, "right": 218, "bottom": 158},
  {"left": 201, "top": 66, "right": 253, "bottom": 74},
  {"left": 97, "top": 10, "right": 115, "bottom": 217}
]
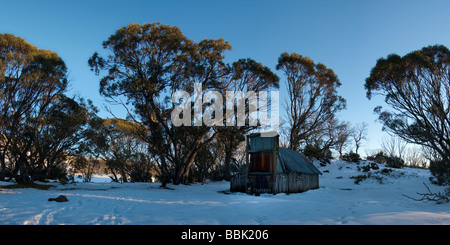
[{"left": 1, "top": 160, "right": 449, "bottom": 225}]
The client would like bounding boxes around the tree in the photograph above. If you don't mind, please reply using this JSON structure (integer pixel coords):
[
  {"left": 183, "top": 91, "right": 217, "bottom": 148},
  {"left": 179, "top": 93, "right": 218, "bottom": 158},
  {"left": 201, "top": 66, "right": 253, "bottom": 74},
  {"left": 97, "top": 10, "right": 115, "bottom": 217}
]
[
  {"left": 334, "top": 121, "right": 352, "bottom": 159},
  {"left": 301, "top": 118, "right": 350, "bottom": 159},
  {"left": 404, "top": 146, "right": 427, "bottom": 168},
  {"left": 102, "top": 118, "right": 152, "bottom": 182},
  {"left": 379, "top": 135, "right": 407, "bottom": 159},
  {"left": 78, "top": 116, "right": 154, "bottom": 183},
  {"left": 216, "top": 58, "right": 279, "bottom": 180},
  {"left": 89, "top": 23, "right": 223, "bottom": 185},
  {"left": 276, "top": 52, "right": 346, "bottom": 152},
  {"left": 365, "top": 45, "right": 450, "bottom": 183},
  {"left": 29, "top": 95, "right": 98, "bottom": 182},
  {"left": 0, "top": 34, "right": 77, "bottom": 183},
  {"left": 351, "top": 122, "right": 368, "bottom": 155},
  {"left": 89, "top": 23, "right": 278, "bottom": 185},
  {"left": 71, "top": 154, "right": 102, "bottom": 182}
]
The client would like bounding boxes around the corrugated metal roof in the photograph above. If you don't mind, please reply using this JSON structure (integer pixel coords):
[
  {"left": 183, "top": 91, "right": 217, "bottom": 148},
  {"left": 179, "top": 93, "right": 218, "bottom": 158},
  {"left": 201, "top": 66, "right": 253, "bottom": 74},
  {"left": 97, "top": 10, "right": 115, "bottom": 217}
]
[{"left": 278, "top": 147, "right": 322, "bottom": 175}]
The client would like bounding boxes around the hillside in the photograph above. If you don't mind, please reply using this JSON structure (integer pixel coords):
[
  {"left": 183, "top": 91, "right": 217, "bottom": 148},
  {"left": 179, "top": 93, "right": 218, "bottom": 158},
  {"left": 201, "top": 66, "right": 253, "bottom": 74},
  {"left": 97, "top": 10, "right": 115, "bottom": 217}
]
[{"left": 0, "top": 159, "right": 449, "bottom": 225}]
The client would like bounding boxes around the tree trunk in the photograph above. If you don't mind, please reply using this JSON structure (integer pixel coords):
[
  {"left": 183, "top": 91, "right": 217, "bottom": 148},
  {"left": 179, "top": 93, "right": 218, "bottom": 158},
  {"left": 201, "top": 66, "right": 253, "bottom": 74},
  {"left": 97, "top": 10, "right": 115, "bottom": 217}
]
[
  {"left": 0, "top": 137, "right": 12, "bottom": 181},
  {"left": 108, "top": 164, "right": 119, "bottom": 182},
  {"left": 0, "top": 157, "right": 6, "bottom": 181},
  {"left": 171, "top": 129, "right": 217, "bottom": 185},
  {"left": 224, "top": 149, "right": 232, "bottom": 181},
  {"left": 120, "top": 163, "right": 128, "bottom": 183},
  {"left": 15, "top": 157, "right": 31, "bottom": 184},
  {"left": 158, "top": 151, "right": 170, "bottom": 187},
  {"left": 173, "top": 163, "right": 188, "bottom": 185},
  {"left": 173, "top": 153, "right": 198, "bottom": 185}
]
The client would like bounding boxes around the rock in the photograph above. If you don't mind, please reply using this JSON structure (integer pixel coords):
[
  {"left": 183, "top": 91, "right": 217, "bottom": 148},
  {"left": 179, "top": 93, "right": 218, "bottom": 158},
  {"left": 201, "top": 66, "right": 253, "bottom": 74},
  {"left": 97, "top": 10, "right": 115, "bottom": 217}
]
[
  {"left": 370, "top": 162, "right": 379, "bottom": 170},
  {"left": 48, "top": 195, "right": 68, "bottom": 202}
]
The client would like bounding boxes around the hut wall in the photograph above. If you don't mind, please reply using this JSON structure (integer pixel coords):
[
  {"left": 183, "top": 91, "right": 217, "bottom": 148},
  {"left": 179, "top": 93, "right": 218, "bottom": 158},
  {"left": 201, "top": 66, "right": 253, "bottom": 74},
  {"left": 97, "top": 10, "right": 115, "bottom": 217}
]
[
  {"left": 247, "top": 173, "right": 273, "bottom": 195},
  {"left": 231, "top": 171, "right": 319, "bottom": 194},
  {"left": 230, "top": 171, "right": 247, "bottom": 192},
  {"left": 275, "top": 173, "right": 319, "bottom": 193}
]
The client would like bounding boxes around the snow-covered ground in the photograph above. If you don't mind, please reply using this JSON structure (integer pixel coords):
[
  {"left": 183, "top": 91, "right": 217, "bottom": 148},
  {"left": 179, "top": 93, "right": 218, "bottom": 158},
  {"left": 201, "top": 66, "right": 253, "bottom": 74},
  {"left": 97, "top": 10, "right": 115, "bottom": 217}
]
[{"left": 1, "top": 160, "right": 449, "bottom": 225}]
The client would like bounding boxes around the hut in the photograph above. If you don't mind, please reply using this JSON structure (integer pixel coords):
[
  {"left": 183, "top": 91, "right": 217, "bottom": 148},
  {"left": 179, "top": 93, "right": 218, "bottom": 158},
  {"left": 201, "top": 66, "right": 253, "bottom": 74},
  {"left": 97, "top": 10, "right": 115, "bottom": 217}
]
[{"left": 230, "top": 133, "right": 321, "bottom": 194}]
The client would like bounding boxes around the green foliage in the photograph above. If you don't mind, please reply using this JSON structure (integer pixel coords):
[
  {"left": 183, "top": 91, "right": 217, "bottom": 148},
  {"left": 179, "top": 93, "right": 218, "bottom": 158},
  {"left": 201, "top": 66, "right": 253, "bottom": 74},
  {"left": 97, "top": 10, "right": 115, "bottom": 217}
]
[
  {"left": 303, "top": 144, "right": 332, "bottom": 160},
  {"left": 341, "top": 151, "right": 361, "bottom": 163},
  {"left": 351, "top": 166, "right": 405, "bottom": 185},
  {"left": 70, "top": 155, "right": 102, "bottom": 182},
  {"left": 380, "top": 168, "right": 393, "bottom": 175},
  {"left": 365, "top": 44, "right": 450, "bottom": 183},
  {"left": 358, "top": 164, "right": 371, "bottom": 172},
  {"left": 429, "top": 160, "right": 450, "bottom": 185},
  {"left": 89, "top": 23, "right": 232, "bottom": 185},
  {"left": 277, "top": 52, "right": 346, "bottom": 152},
  {"left": 366, "top": 151, "right": 387, "bottom": 164},
  {"left": 385, "top": 156, "right": 404, "bottom": 169},
  {"left": 127, "top": 158, "right": 154, "bottom": 182},
  {"left": 81, "top": 118, "right": 155, "bottom": 183},
  {"left": 0, "top": 33, "right": 95, "bottom": 183},
  {"left": 351, "top": 171, "right": 384, "bottom": 184},
  {"left": 89, "top": 23, "right": 279, "bottom": 185}
]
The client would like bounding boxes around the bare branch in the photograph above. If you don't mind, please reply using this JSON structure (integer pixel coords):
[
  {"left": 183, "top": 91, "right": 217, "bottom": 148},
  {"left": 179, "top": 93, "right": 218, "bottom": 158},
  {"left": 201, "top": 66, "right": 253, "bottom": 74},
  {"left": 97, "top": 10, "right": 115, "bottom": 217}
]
[{"left": 403, "top": 182, "right": 449, "bottom": 204}]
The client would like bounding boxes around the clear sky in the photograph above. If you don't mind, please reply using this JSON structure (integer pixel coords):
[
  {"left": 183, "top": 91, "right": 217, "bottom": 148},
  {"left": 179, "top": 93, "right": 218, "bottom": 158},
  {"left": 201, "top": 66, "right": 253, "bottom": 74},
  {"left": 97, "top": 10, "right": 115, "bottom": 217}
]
[{"left": 2, "top": 0, "right": 450, "bottom": 155}]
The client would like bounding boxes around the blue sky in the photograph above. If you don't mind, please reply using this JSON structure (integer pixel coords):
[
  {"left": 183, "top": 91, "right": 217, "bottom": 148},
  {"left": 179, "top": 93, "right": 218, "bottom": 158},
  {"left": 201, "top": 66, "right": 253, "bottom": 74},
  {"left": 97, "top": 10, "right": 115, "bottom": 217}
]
[{"left": 2, "top": 0, "right": 450, "bottom": 155}]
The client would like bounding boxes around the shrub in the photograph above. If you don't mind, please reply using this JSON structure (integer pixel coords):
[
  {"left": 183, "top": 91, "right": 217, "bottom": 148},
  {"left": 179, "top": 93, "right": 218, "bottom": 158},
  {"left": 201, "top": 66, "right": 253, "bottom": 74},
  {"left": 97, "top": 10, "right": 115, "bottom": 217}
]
[
  {"left": 303, "top": 144, "right": 332, "bottom": 160},
  {"left": 2, "top": 182, "right": 55, "bottom": 190},
  {"left": 429, "top": 160, "right": 450, "bottom": 185},
  {"left": 366, "top": 151, "right": 387, "bottom": 164},
  {"left": 380, "top": 168, "right": 393, "bottom": 174},
  {"left": 385, "top": 156, "right": 404, "bottom": 168},
  {"left": 358, "top": 164, "right": 371, "bottom": 172},
  {"left": 342, "top": 151, "right": 360, "bottom": 162},
  {"left": 351, "top": 167, "right": 406, "bottom": 185},
  {"left": 351, "top": 172, "right": 386, "bottom": 184},
  {"left": 350, "top": 174, "right": 367, "bottom": 184}
]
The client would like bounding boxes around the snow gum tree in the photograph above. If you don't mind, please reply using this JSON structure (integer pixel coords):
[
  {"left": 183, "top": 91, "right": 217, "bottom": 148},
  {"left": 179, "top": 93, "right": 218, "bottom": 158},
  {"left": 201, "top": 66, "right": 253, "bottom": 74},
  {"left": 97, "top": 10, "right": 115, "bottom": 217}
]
[
  {"left": 276, "top": 52, "right": 346, "bottom": 153},
  {"left": 89, "top": 23, "right": 278, "bottom": 185},
  {"left": 365, "top": 45, "right": 450, "bottom": 184},
  {"left": 0, "top": 34, "right": 95, "bottom": 183}
]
